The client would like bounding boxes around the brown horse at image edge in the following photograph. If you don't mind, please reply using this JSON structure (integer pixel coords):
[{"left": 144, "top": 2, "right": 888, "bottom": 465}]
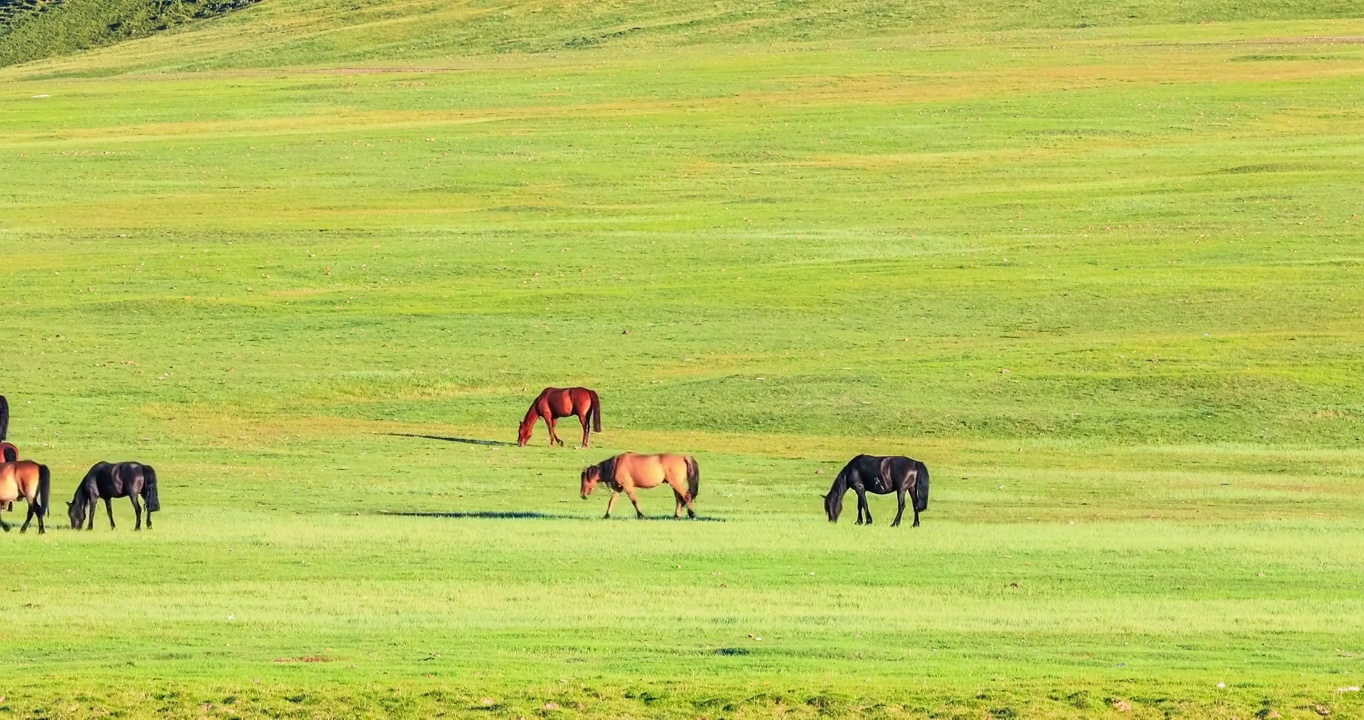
[
  {"left": 0, "top": 460, "right": 51, "bottom": 534},
  {"left": 581, "top": 452, "right": 699, "bottom": 519},
  {"left": 518, "top": 387, "right": 601, "bottom": 447}
]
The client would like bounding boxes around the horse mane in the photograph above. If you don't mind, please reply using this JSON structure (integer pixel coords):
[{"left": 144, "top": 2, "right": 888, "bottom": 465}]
[
  {"left": 596, "top": 455, "right": 618, "bottom": 486},
  {"left": 825, "top": 460, "right": 851, "bottom": 498}
]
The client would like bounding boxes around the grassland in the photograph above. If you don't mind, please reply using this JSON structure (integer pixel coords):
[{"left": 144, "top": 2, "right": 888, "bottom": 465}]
[{"left": 1, "top": 1, "right": 1363, "bottom": 717}]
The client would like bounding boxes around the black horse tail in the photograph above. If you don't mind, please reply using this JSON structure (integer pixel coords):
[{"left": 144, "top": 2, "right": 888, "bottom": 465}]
[
  {"left": 914, "top": 461, "right": 930, "bottom": 512},
  {"left": 39, "top": 463, "right": 51, "bottom": 517},
  {"left": 589, "top": 390, "right": 602, "bottom": 433},
  {"left": 2, "top": 444, "right": 14, "bottom": 463},
  {"left": 686, "top": 456, "right": 700, "bottom": 500},
  {"left": 0, "top": 394, "right": 8, "bottom": 441},
  {"left": 144, "top": 465, "right": 161, "bottom": 512}
]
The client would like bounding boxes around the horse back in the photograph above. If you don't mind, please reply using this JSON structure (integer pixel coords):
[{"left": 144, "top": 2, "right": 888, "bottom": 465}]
[
  {"left": 97, "top": 462, "right": 147, "bottom": 498},
  {"left": 615, "top": 452, "right": 689, "bottom": 489}
]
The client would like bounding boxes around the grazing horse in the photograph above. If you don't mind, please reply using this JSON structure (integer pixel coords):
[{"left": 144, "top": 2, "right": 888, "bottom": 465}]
[
  {"left": 67, "top": 461, "right": 160, "bottom": 531},
  {"left": 0, "top": 460, "right": 51, "bottom": 534},
  {"left": 581, "top": 452, "right": 699, "bottom": 519},
  {"left": 518, "top": 387, "right": 602, "bottom": 448},
  {"left": 823, "top": 454, "right": 929, "bottom": 527},
  {"left": 0, "top": 393, "right": 8, "bottom": 441}
]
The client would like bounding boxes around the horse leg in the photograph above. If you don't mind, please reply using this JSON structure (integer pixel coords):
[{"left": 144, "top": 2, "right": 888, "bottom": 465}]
[
  {"left": 0, "top": 511, "right": 8, "bottom": 533},
  {"left": 86, "top": 499, "right": 95, "bottom": 530},
  {"left": 21, "top": 498, "right": 34, "bottom": 533},
  {"left": 857, "top": 488, "right": 873, "bottom": 525},
  {"left": 604, "top": 491, "right": 619, "bottom": 519},
  {"left": 892, "top": 489, "right": 906, "bottom": 527},
  {"left": 146, "top": 501, "right": 153, "bottom": 529},
  {"left": 578, "top": 410, "right": 591, "bottom": 448},
  {"left": 626, "top": 488, "right": 645, "bottom": 519},
  {"left": 855, "top": 489, "right": 865, "bottom": 525},
  {"left": 546, "top": 415, "right": 563, "bottom": 447},
  {"left": 678, "top": 482, "right": 696, "bottom": 519},
  {"left": 131, "top": 495, "right": 142, "bottom": 531},
  {"left": 673, "top": 490, "right": 683, "bottom": 519},
  {"left": 104, "top": 497, "right": 116, "bottom": 529}
]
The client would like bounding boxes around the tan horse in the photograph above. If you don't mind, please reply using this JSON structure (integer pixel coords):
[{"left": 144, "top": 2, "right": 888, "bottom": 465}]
[
  {"left": 0, "top": 460, "right": 51, "bottom": 534},
  {"left": 581, "top": 452, "right": 699, "bottom": 519}
]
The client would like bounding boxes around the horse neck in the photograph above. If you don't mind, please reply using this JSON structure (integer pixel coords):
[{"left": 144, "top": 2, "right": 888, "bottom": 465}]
[
  {"left": 824, "top": 473, "right": 846, "bottom": 499},
  {"left": 520, "top": 405, "right": 539, "bottom": 427}
]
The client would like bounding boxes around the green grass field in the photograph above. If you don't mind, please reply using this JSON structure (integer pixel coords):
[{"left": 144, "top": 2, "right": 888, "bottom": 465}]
[{"left": 2, "top": 1, "right": 1363, "bottom": 717}]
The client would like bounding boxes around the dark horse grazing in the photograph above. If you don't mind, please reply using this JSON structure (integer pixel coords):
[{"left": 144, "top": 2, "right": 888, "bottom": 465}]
[
  {"left": 0, "top": 460, "right": 50, "bottom": 533},
  {"left": 823, "top": 455, "right": 929, "bottom": 527},
  {"left": 67, "top": 461, "right": 160, "bottom": 530},
  {"left": 518, "top": 387, "right": 602, "bottom": 447}
]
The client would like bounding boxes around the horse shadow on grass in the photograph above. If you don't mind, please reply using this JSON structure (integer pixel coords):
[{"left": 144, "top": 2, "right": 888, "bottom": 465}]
[
  {"left": 386, "top": 433, "right": 516, "bottom": 447},
  {"left": 380, "top": 510, "right": 726, "bottom": 522}
]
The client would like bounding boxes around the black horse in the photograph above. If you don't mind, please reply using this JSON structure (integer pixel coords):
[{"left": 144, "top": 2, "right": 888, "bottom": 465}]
[
  {"left": 67, "top": 461, "right": 160, "bottom": 530},
  {"left": 0, "top": 394, "right": 9, "bottom": 441},
  {"left": 823, "top": 454, "right": 929, "bottom": 527}
]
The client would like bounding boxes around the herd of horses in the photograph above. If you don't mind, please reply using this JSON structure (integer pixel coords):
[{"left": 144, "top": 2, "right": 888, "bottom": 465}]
[
  {"left": 522, "top": 387, "right": 930, "bottom": 526},
  {"left": 0, "top": 385, "right": 928, "bottom": 533},
  {"left": 0, "top": 394, "right": 161, "bottom": 535}
]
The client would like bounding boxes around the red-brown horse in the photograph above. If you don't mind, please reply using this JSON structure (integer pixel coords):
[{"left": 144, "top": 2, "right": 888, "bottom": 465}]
[{"left": 518, "top": 387, "right": 601, "bottom": 447}]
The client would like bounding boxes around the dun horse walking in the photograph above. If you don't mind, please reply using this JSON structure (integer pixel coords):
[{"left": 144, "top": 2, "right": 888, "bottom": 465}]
[
  {"left": 518, "top": 387, "right": 602, "bottom": 447},
  {"left": 0, "top": 460, "right": 51, "bottom": 534},
  {"left": 581, "top": 452, "right": 699, "bottom": 519},
  {"left": 823, "top": 454, "right": 929, "bottom": 527},
  {"left": 67, "top": 461, "right": 160, "bottom": 531}
]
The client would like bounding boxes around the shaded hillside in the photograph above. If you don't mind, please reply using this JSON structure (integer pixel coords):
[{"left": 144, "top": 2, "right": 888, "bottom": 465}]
[
  {"left": 5, "top": 0, "right": 1364, "bottom": 71},
  {"left": 0, "top": 0, "right": 257, "bottom": 66}
]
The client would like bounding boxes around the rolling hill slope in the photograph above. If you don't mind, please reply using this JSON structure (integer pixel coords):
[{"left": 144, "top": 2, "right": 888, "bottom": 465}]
[{"left": 4, "top": 0, "right": 1364, "bottom": 70}]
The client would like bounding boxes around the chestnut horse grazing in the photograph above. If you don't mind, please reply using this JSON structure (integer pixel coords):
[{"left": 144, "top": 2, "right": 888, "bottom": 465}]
[
  {"left": 0, "top": 460, "right": 51, "bottom": 534},
  {"left": 518, "top": 387, "right": 601, "bottom": 447},
  {"left": 824, "top": 454, "right": 929, "bottom": 527},
  {"left": 68, "top": 461, "right": 160, "bottom": 531},
  {"left": 581, "top": 452, "right": 699, "bottom": 519}
]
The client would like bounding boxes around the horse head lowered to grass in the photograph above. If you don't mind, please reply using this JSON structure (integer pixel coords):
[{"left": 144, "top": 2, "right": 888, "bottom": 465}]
[
  {"left": 68, "top": 461, "right": 160, "bottom": 531},
  {"left": 518, "top": 387, "right": 601, "bottom": 447},
  {"left": 824, "top": 454, "right": 929, "bottom": 527}
]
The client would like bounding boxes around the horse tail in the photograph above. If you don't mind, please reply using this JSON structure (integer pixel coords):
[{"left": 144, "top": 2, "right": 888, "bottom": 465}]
[
  {"left": 2, "top": 444, "right": 15, "bottom": 463},
  {"left": 0, "top": 394, "right": 8, "bottom": 441},
  {"left": 39, "top": 463, "right": 51, "bottom": 517},
  {"left": 914, "top": 461, "right": 929, "bottom": 512},
  {"left": 589, "top": 390, "right": 602, "bottom": 433},
  {"left": 144, "top": 465, "right": 161, "bottom": 512},
  {"left": 686, "top": 456, "right": 700, "bottom": 500}
]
